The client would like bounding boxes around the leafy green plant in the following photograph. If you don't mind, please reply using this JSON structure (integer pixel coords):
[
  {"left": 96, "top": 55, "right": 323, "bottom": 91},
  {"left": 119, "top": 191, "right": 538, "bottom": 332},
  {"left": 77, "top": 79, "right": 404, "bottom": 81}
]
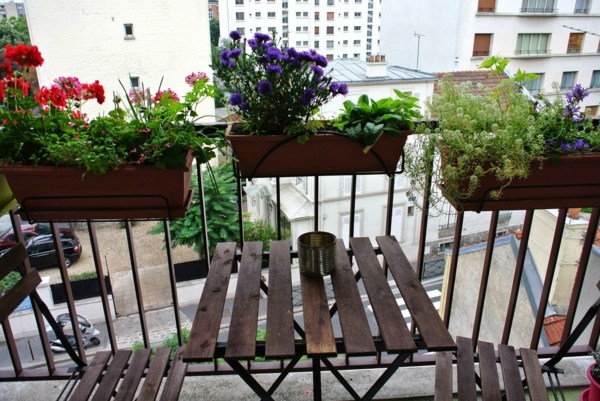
[
  {"left": 69, "top": 271, "right": 97, "bottom": 281},
  {"left": 0, "top": 271, "right": 20, "bottom": 294},
  {"left": 243, "top": 213, "right": 290, "bottom": 251},
  {"left": 332, "top": 89, "right": 421, "bottom": 147},
  {"left": 592, "top": 351, "right": 600, "bottom": 381}
]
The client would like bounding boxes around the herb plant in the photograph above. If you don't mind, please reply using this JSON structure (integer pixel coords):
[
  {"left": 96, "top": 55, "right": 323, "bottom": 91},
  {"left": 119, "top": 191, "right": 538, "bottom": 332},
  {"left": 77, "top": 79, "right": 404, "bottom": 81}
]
[{"left": 332, "top": 89, "right": 421, "bottom": 147}]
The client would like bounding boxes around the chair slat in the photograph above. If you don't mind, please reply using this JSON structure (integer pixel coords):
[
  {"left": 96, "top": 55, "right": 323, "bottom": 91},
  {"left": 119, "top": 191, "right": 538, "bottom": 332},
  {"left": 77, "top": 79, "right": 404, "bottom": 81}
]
[
  {"left": 434, "top": 352, "right": 453, "bottom": 401},
  {"left": 456, "top": 336, "right": 477, "bottom": 401},
  {"left": 478, "top": 340, "right": 502, "bottom": 401},
  {"left": 159, "top": 348, "right": 188, "bottom": 401},
  {"left": 68, "top": 351, "right": 112, "bottom": 401},
  {"left": 113, "top": 348, "right": 152, "bottom": 401},
  {"left": 137, "top": 348, "right": 171, "bottom": 401},
  {"left": 300, "top": 273, "right": 336, "bottom": 356},
  {"left": 90, "top": 350, "right": 131, "bottom": 401},
  {"left": 498, "top": 344, "right": 527, "bottom": 401},
  {"left": 225, "top": 241, "right": 263, "bottom": 360}
]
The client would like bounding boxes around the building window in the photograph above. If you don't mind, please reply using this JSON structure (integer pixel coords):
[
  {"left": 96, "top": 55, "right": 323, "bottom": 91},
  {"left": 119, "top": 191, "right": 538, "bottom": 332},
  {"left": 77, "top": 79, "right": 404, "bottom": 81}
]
[
  {"left": 341, "top": 212, "right": 363, "bottom": 244},
  {"left": 236, "top": 12, "right": 245, "bottom": 21},
  {"left": 567, "top": 32, "right": 584, "bottom": 53},
  {"left": 342, "top": 53, "right": 348, "bottom": 58},
  {"left": 130, "top": 76, "right": 140, "bottom": 89},
  {"left": 123, "top": 23, "right": 134, "bottom": 39},
  {"left": 390, "top": 206, "right": 404, "bottom": 242},
  {"left": 520, "top": 0, "right": 556, "bottom": 12},
  {"left": 342, "top": 176, "right": 362, "bottom": 196},
  {"left": 315, "top": 26, "right": 320, "bottom": 34},
  {"left": 473, "top": 33, "right": 492, "bottom": 56},
  {"left": 354, "top": 12, "right": 362, "bottom": 17},
  {"left": 268, "top": 11, "right": 276, "bottom": 18},
  {"left": 303, "top": 40, "right": 309, "bottom": 46},
  {"left": 256, "top": 27, "right": 262, "bottom": 31},
  {"left": 343, "top": 26, "right": 349, "bottom": 32},
  {"left": 478, "top": 0, "right": 496, "bottom": 12},
  {"left": 590, "top": 70, "right": 600, "bottom": 88},
  {"left": 344, "top": 12, "right": 349, "bottom": 17},
  {"left": 314, "top": 40, "right": 319, "bottom": 48},
  {"left": 327, "top": 12, "right": 334, "bottom": 20},
  {"left": 516, "top": 33, "right": 550, "bottom": 54},
  {"left": 560, "top": 71, "right": 577, "bottom": 90},
  {"left": 256, "top": 12, "right": 262, "bottom": 18},
  {"left": 296, "top": 41, "right": 302, "bottom": 46},
  {"left": 354, "top": 26, "right": 362, "bottom": 32},
  {"left": 327, "top": 0, "right": 334, "bottom": 5},
  {"left": 237, "top": 27, "right": 246, "bottom": 35},
  {"left": 353, "top": 53, "right": 360, "bottom": 58},
  {"left": 327, "top": 40, "right": 334, "bottom": 49},
  {"left": 315, "top": 12, "right": 320, "bottom": 20},
  {"left": 296, "top": 26, "right": 302, "bottom": 32},
  {"left": 523, "top": 73, "right": 543, "bottom": 92},
  {"left": 575, "top": 0, "right": 591, "bottom": 13},
  {"left": 343, "top": 40, "right": 348, "bottom": 45},
  {"left": 327, "top": 26, "right": 334, "bottom": 34},
  {"left": 585, "top": 105, "right": 598, "bottom": 118},
  {"left": 353, "top": 39, "right": 361, "bottom": 45},
  {"left": 235, "top": 0, "right": 244, "bottom": 4},
  {"left": 315, "top": 0, "right": 320, "bottom": 4},
  {"left": 268, "top": 26, "right": 276, "bottom": 33}
]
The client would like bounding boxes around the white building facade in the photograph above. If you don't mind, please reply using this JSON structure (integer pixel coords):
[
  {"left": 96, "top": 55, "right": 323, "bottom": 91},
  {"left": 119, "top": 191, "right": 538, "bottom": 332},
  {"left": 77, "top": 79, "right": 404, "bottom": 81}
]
[
  {"left": 218, "top": 0, "right": 383, "bottom": 61},
  {"left": 24, "top": 0, "right": 215, "bottom": 119},
  {"left": 380, "top": 0, "right": 600, "bottom": 116}
]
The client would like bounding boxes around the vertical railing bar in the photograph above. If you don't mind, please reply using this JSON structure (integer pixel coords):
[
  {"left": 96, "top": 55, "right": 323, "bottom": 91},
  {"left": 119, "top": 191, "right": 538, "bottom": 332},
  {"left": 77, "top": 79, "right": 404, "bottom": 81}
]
[
  {"left": 349, "top": 175, "right": 357, "bottom": 239},
  {"left": 415, "top": 155, "right": 434, "bottom": 281},
  {"left": 50, "top": 222, "right": 87, "bottom": 362},
  {"left": 314, "top": 176, "right": 319, "bottom": 232},
  {"left": 442, "top": 211, "right": 464, "bottom": 326},
  {"left": 235, "top": 171, "right": 245, "bottom": 249},
  {"left": 124, "top": 221, "right": 149, "bottom": 347},
  {"left": 276, "top": 177, "right": 282, "bottom": 240},
  {"left": 384, "top": 175, "right": 395, "bottom": 237},
  {"left": 197, "top": 160, "right": 211, "bottom": 264},
  {"left": 501, "top": 209, "right": 535, "bottom": 345},
  {"left": 8, "top": 211, "right": 55, "bottom": 374},
  {"left": 530, "top": 208, "right": 567, "bottom": 349},
  {"left": 562, "top": 207, "right": 600, "bottom": 345},
  {"left": 163, "top": 219, "right": 183, "bottom": 345},
  {"left": 86, "top": 221, "right": 117, "bottom": 352},
  {"left": 589, "top": 291, "right": 600, "bottom": 350},
  {"left": 471, "top": 210, "right": 500, "bottom": 344},
  {"left": 2, "top": 318, "right": 21, "bottom": 375}
]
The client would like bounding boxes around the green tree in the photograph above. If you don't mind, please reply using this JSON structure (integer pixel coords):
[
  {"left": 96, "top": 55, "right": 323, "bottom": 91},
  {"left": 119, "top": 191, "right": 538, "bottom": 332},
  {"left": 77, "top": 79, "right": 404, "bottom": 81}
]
[
  {"left": 150, "top": 162, "right": 239, "bottom": 256},
  {"left": 0, "top": 17, "right": 30, "bottom": 48},
  {"left": 209, "top": 19, "right": 220, "bottom": 48}
]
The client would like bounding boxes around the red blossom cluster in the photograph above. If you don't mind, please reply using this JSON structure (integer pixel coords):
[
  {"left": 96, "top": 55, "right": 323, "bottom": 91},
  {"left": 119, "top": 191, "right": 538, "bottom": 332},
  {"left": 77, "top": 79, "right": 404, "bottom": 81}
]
[
  {"left": 152, "top": 89, "right": 179, "bottom": 103},
  {"left": 0, "top": 44, "right": 43, "bottom": 102},
  {"left": 3, "top": 44, "right": 44, "bottom": 69}
]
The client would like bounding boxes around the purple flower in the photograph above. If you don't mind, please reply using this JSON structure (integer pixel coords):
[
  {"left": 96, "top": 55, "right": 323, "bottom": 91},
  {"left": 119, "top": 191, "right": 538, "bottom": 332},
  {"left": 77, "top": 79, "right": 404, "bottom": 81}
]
[
  {"left": 240, "top": 101, "right": 250, "bottom": 110},
  {"left": 267, "top": 64, "right": 282, "bottom": 74},
  {"left": 229, "top": 93, "right": 243, "bottom": 106},
  {"left": 338, "top": 83, "right": 348, "bottom": 95},
  {"left": 287, "top": 47, "right": 298, "bottom": 58},
  {"left": 329, "top": 82, "right": 340, "bottom": 94},
  {"left": 573, "top": 138, "right": 590, "bottom": 151},
  {"left": 254, "top": 32, "right": 271, "bottom": 44},
  {"left": 289, "top": 58, "right": 301, "bottom": 68},
  {"left": 315, "top": 55, "right": 328, "bottom": 68},
  {"left": 257, "top": 79, "right": 273, "bottom": 95},
  {"left": 299, "top": 88, "right": 316, "bottom": 106},
  {"left": 266, "top": 46, "right": 282, "bottom": 60},
  {"left": 310, "top": 65, "right": 324, "bottom": 77},
  {"left": 229, "top": 31, "right": 242, "bottom": 41},
  {"left": 248, "top": 38, "right": 258, "bottom": 49},
  {"left": 559, "top": 142, "right": 572, "bottom": 153},
  {"left": 227, "top": 49, "right": 242, "bottom": 58}
]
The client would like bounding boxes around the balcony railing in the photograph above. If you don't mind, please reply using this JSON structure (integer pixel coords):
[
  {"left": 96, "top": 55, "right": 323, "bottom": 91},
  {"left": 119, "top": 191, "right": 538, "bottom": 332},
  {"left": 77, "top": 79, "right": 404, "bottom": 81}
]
[{"left": 0, "top": 153, "right": 599, "bottom": 393}]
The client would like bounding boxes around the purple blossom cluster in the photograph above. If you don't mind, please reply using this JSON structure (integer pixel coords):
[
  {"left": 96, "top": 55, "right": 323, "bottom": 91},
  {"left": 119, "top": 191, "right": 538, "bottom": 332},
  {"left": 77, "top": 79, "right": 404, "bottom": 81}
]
[
  {"left": 563, "top": 84, "right": 589, "bottom": 123},
  {"left": 215, "top": 30, "right": 347, "bottom": 134}
]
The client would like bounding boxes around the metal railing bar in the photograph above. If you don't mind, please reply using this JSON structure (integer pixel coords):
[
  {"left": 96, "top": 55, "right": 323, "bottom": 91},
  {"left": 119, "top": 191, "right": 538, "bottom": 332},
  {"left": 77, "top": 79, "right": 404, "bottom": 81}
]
[
  {"left": 124, "top": 221, "right": 149, "bottom": 348},
  {"left": 442, "top": 211, "right": 464, "bottom": 326},
  {"left": 197, "top": 160, "right": 211, "bottom": 262},
  {"left": 163, "top": 219, "right": 183, "bottom": 346}
]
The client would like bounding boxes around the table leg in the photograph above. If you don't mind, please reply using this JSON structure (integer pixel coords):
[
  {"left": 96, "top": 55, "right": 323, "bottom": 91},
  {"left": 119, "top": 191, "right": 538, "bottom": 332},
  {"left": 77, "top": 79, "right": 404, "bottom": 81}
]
[
  {"left": 226, "top": 359, "right": 275, "bottom": 401},
  {"left": 312, "top": 357, "right": 322, "bottom": 401},
  {"left": 361, "top": 352, "right": 411, "bottom": 401}
]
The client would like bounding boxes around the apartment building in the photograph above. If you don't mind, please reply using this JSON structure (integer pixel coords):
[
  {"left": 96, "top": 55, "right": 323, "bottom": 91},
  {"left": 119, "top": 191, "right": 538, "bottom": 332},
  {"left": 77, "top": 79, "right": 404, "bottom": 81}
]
[
  {"left": 0, "top": 1, "right": 25, "bottom": 19},
  {"left": 24, "top": 0, "right": 215, "bottom": 119},
  {"left": 380, "top": 0, "right": 600, "bottom": 116},
  {"left": 218, "top": 0, "right": 383, "bottom": 61}
]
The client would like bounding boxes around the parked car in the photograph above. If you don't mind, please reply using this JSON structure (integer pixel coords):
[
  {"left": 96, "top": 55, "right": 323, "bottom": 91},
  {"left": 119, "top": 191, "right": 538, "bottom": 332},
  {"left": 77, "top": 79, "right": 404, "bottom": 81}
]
[
  {"left": 24, "top": 234, "right": 82, "bottom": 269},
  {"left": 0, "top": 222, "right": 74, "bottom": 250}
]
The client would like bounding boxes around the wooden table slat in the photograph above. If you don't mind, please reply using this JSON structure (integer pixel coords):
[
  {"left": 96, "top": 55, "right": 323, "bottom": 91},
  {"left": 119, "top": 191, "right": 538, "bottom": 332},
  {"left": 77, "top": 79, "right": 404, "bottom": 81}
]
[
  {"left": 498, "top": 344, "right": 527, "bottom": 401},
  {"left": 300, "top": 273, "right": 337, "bottom": 356},
  {"left": 520, "top": 348, "right": 550, "bottom": 401},
  {"left": 330, "top": 239, "right": 376, "bottom": 356},
  {"left": 137, "top": 348, "right": 170, "bottom": 401},
  {"left": 184, "top": 242, "right": 236, "bottom": 361},
  {"left": 225, "top": 242, "right": 263, "bottom": 359},
  {"left": 265, "top": 240, "right": 295, "bottom": 359},
  {"left": 456, "top": 336, "right": 478, "bottom": 401},
  {"left": 91, "top": 350, "right": 132, "bottom": 401},
  {"left": 477, "top": 340, "right": 502, "bottom": 401},
  {"left": 68, "top": 351, "right": 112, "bottom": 401},
  {"left": 377, "top": 236, "right": 456, "bottom": 351},
  {"left": 113, "top": 348, "right": 152, "bottom": 401},
  {"left": 350, "top": 237, "right": 416, "bottom": 353}
]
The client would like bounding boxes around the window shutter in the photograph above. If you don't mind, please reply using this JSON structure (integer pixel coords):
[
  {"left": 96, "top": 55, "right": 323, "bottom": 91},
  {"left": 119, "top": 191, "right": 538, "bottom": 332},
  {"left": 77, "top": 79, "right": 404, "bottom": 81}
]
[
  {"left": 567, "top": 33, "right": 584, "bottom": 53},
  {"left": 473, "top": 34, "right": 492, "bottom": 56},
  {"left": 478, "top": 0, "right": 496, "bottom": 11}
]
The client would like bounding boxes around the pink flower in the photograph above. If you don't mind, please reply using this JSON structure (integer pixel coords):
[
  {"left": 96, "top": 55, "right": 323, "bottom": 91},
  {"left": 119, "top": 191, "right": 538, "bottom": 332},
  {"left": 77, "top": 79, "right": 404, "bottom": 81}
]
[
  {"left": 185, "top": 71, "right": 209, "bottom": 86},
  {"left": 152, "top": 89, "right": 179, "bottom": 103}
]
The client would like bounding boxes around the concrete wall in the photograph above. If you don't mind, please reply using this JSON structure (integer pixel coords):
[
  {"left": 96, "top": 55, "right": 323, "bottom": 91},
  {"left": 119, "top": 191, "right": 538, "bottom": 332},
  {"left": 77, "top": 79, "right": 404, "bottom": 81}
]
[{"left": 24, "top": 0, "right": 215, "bottom": 119}]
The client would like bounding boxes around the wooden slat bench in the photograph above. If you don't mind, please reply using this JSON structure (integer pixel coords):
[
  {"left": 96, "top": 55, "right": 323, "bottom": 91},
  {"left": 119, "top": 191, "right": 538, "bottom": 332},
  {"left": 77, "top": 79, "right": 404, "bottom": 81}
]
[
  {"left": 435, "top": 336, "right": 549, "bottom": 401},
  {"left": 63, "top": 347, "right": 187, "bottom": 401}
]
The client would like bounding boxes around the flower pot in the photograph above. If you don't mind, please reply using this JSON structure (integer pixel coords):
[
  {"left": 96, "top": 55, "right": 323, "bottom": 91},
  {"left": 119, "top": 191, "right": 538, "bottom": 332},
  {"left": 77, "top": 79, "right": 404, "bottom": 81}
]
[
  {"left": 0, "top": 151, "right": 194, "bottom": 221},
  {"left": 444, "top": 153, "right": 600, "bottom": 212},
  {"left": 582, "top": 363, "right": 600, "bottom": 401},
  {"left": 226, "top": 127, "right": 411, "bottom": 178},
  {"left": 0, "top": 174, "right": 17, "bottom": 215}
]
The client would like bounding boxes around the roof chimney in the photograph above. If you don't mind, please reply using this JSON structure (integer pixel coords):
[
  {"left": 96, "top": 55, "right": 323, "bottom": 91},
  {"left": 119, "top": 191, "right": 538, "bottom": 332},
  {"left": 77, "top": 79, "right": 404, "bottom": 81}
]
[{"left": 365, "top": 54, "right": 387, "bottom": 78}]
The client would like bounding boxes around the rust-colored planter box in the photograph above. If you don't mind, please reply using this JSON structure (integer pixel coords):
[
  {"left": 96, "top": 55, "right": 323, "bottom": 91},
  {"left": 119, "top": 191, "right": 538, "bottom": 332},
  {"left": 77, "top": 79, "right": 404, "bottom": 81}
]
[
  {"left": 0, "top": 151, "right": 194, "bottom": 221},
  {"left": 445, "top": 153, "right": 600, "bottom": 212},
  {"left": 226, "top": 130, "right": 411, "bottom": 178}
]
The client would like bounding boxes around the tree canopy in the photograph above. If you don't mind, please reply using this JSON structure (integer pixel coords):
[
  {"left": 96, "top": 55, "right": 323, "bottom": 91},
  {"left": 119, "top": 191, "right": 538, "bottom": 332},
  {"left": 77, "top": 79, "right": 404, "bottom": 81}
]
[{"left": 0, "top": 17, "right": 30, "bottom": 49}]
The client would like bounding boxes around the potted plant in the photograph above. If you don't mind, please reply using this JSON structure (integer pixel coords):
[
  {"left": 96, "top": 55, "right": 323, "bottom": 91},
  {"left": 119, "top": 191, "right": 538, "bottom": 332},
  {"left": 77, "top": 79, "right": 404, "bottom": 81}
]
[
  {"left": 0, "top": 44, "right": 218, "bottom": 220},
  {"left": 405, "top": 56, "right": 600, "bottom": 212},
  {"left": 213, "top": 31, "right": 420, "bottom": 178},
  {"left": 582, "top": 351, "right": 600, "bottom": 401}
]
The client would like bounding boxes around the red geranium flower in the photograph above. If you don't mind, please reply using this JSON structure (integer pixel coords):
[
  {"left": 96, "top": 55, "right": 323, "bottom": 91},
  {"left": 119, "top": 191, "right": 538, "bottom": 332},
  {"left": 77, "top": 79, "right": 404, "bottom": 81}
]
[
  {"left": 34, "top": 85, "right": 67, "bottom": 109},
  {"left": 82, "top": 80, "right": 105, "bottom": 104},
  {"left": 4, "top": 44, "right": 44, "bottom": 68}
]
